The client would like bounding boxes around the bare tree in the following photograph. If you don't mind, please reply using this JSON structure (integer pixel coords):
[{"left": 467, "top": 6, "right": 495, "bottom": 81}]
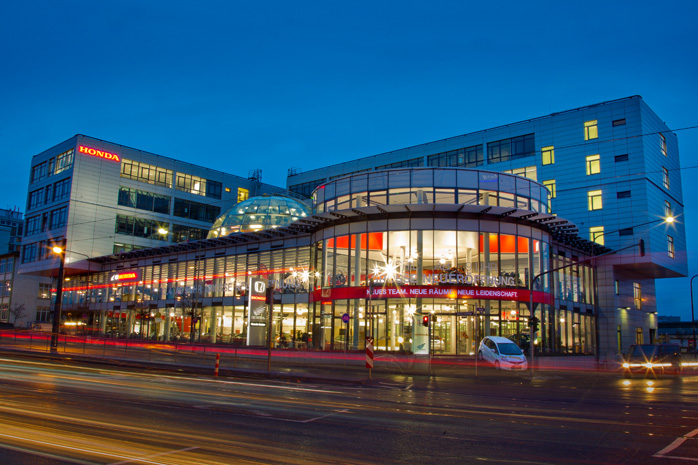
[
  {"left": 177, "top": 293, "right": 201, "bottom": 342},
  {"left": 9, "top": 303, "right": 26, "bottom": 326}
]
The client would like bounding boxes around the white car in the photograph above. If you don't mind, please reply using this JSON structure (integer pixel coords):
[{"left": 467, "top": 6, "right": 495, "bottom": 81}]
[{"left": 478, "top": 336, "right": 528, "bottom": 370}]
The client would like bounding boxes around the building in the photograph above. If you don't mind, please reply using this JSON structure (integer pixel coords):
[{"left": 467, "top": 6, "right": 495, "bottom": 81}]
[
  {"left": 286, "top": 96, "right": 687, "bottom": 358},
  {"left": 0, "top": 251, "right": 53, "bottom": 327},
  {"left": 20, "top": 134, "right": 286, "bottom": 279},
  {"left": 0, "top": 207, "right": 24, "bottom": 254},
  {"left": 21, "top": 96, "right": 687, "bottom": 360}
]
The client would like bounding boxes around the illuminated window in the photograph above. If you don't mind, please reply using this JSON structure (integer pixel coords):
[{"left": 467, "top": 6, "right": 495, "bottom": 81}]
[
  {"left": 614, "top": 280, "right": 619, "bottom": 295},
  {"left": 668, "top": 235, "right": 675, "bottom": 259},
  {"left": 584, "top": 120, "right": 598, "bottom": 140},
  {"left": 664, "top": 200, "right": 672, "bottom": 218},
  {"left": 586, "top": 154, "right": 600, "bottom": 175},
  {"left": 590, "top": 226, "right": 604, "bottom": 246},
  {"left": 662, "top": 167, "right": 670, "bottom": 189},
  {"left": 541, "top": 146, "right": 555, "bottom": 165},
  {"left": 633, "top": 282, "right": 642, "bottom": 309},
  {"left": 225, "top": 187, "right": 231, "bottom": 193},
  {"left": 504, "top": 165, "right": 537, "bottom": 181},
  {"left": 543, "top": 179, "right": 556, "bottom": 198},
  {"left": 660, "top": 133, "right": 667, "bottom": 156},
  {"left": 237, "top": 188, "right": 249, "bottom": 203},
  {"left": 588, "top": 190, "right": 603, "bottom": 211}
]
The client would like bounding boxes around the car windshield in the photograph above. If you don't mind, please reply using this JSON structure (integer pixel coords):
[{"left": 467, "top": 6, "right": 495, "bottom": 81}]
[{"left": 498, "top": 342, "right": 523, "bottom": 355}]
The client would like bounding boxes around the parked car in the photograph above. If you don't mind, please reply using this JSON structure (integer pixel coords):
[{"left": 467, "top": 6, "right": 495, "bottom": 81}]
[
  {"left": 478, "top": 336, "right": 528, "bottom": 370},
  {"left": 623, "top": 344, "right": 682, "bottom": 378}
]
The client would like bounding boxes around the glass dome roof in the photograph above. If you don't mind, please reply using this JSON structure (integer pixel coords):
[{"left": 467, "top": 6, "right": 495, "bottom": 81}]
[{"left": 207, "top": 195, "right": 311, "bottom": 238}]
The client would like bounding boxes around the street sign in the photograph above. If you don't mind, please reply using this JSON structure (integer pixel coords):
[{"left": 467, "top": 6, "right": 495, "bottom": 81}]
[{"left": 341, "top": 313, "right": 350, "bottom": 323}]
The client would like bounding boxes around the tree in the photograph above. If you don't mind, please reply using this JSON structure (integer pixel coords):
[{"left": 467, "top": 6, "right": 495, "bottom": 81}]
[
  {"left": 177, "top": 293, "right": 201, "bottom": 342},
  {"left": 9, "top": 303, "right": 26, "bottom": 326}
]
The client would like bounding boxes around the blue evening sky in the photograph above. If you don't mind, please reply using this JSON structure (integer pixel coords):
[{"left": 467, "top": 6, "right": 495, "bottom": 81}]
[{"left": 1, "top": 1, "right": 697, "bottom": 320}]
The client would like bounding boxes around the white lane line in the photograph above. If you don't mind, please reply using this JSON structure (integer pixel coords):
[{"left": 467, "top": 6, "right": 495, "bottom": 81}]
[
  {"left": 653, "top": 428, "right": 698, "bottom": 458},
  {"left": 0, "top": 431, "right": 196, "bottom": 465},
  {"left": 107, "top": 446, "right": 199, "bottom": 465},
  {"left": 272, "top": 408, "right": 351, "bottom": 423},
  {"left": 404, "top": 384, "right": 414, "bottom": 390}
]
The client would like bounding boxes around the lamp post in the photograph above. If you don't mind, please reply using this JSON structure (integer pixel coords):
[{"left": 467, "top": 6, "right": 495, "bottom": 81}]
[
  {"left": 690, "top": 274, "right": 697, "bottom": 350},
  {"left": 49, "top": 242, "right": 91, "bottom": 353}
]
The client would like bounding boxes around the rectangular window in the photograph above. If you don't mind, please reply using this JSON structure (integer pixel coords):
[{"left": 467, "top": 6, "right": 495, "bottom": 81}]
[
  {"left": 237, "top": 188, "right": 249, "bottom": 203},
  {"left": 27, "top": 189, "right": 43, "bottom": 210},
  {"left": 588, "top": 190, "right": 603, "bottom": 211},
  {"left": 636, "top": 327, "right": 644, "bottom": 344},
  {"left": 31, "top": 162, "right": 47, "bottom": 183},
  {"left": 54, "top": 149, "right": 75, "bottom": 174},
  {"left": 664, "top": 200, "right": 672, "bottom": 219},
  {"left": 36, "top": 307, "right": 51, "bottom": 322},
  {"left": 618, "top": 228, "right": 634, "bottom": 236},
  {"left": 289, "top": 179, "right": 326, "bottom": 198},
  {"left": 173, "top": 198, "right": 221, "bottom": 223},
  {"left": 660, "top": 133, "right": 667, "bottom": 156},
  {"left": 614, "top": 280, "right": 620, "bottom": 295},
  {"left": 487, "top": 134, "right": 535, "bottom": 163},
  {"left": 543, "top": 180, "right": 556, "bottom": 198},
  {"left": 615, "top": 154, "right": 629, "bottom": 162},
  {"left": 381, "top": 156, "right": 426, "bottom": 169},
  {"left": 120, "top": 159, "right": 173, "bottom": 188},
  {"left": 668, "top": 235, "right": 675, "bottom": 259},
  {"left": 504, "top": 166, "right": 537, "bottom": 181},
  {"left": 617, "top": 191, "right": 631, "bottom": 199},
  {"left": 22, "top": 243, "right": 37, "bottom": 263},
  {"left": 541, "top": 146, "right": 555, "bottom": 165},
  {"left": 38, "top": 283, "right": 51, "bottom": 299},
  {"left": 662, "top": 167, "right": 670, "bottom": 189},
  {"left": 25, "top": 216, "right": 41, "bottom": 236},
  {"left": 206, "top": 180, "right": 222, "bottom": 199},
  {"left": 53, "top": 178, "right": 72, "bottom": 201},
  {"left": 586, "top": 154, "right": 601, "bottom": 175},
  {"left": 633, "top": 282, "right": 642, "bottom": 309},
  {"left": 612, "top": 118, "right": 626, "bottom": 127},
  {"left": 49, "top": 207, "right": 68, "bottom": 230},
  {"left": 590, "top": 226, "right": 604, "bottom": 245},
  {"left": 117, "top": 187, "right": 171, "bottom": 214},
  {"left": 584, "top": 120, "right": 598, "bottom": 140},
  {"left": 171, "top": 224, "right": 210, "bottom": 242},
  {"left": 115, "top": 214, "right": 169, "bottom": 241}
]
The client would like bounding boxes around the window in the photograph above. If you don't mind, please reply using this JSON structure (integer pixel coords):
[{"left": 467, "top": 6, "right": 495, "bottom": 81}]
[
  {"left": 586, "top": 154, "right": 601, "bottom": 175},
  {"left": 289, "top": 179, "right": 325, "bottom": 198},
  {"left": 36, "top": 307, "right": 51, "bottom": 322},
  {"left": 504, "top": 165, "right": 537, "bottom": 181},
  {"left": 584, "top": 120, "right": 598, "bottom": 140},
  {"left": 206, "top": 180, "right": 222, "bottom": 199},
  {"left": 54, "top": 149, "right": 74, "bottom": 174},
  {"left": 542, "top": 180, "right": 556, "bottom": 198},
  {"left": 633, "top": 282, "right": 642, "bottom": 309},
  {"left": 113, "top": 243, "right": 147, "bottom": 254},
  {"left": 617, "top": 191, "right": 631, "bottom": 199},
  {"left": 612, "top": 118, "right": 626, "bottom": 127},
  {"left": 31, "top": 162, "right": 48, "bottom": 183},
  {"left": 636, "top": 327, "right": 644, "bottom": 344},
  {"left": 619, "top": 228, "right": 634, "bottom": 236},
  {"left": 541, "top": 146, "right": 555, "bottom": 165},
  {"left": 668, "top": 235, "right": 675, "bottom": 259},
  {"left": 38, "top": 283, "right": 51, "bottom": 299},
  {"left": 237, "top": 188, "right": 249, "bottom": 203},
  {"left": 173, "top": 198, "right": 221, "bottom": 223},
  {"left": 664, "top": 200, "right": 672, "bottom": 219},
  {"left": 380, "top": 156, "right": 425, "bottom": 169},
  {"left": 0, "top": 305, "right": 7, "bottom": 321},
  {"left": 49, "top": 207, "right": 68, "bottom": 229},
  {"left": 22, "top": 243, "right": 37, "bottom": 263},
  {"left": 171, "top": 224, "right": 210, "bottom": 242},
  {"left": 115, "top": 215, "right": 169, "bottom": 240},
  {"left": 427, "top": 146, "right": 482, "bottom": 168},
  {"left": 5, "top": 257, "right": 13, "bottom": 274},
  {"left": 662, "top": 167, "right": 670, "bottom": 189},
  {"left": 25, "top": 215, "right": 41, "bottom": 236},
  {"left": 590, "top": 226, "right": 604, "bottom": 245},
  {"left": 118, "top": 187, "right": 171, "bottom": 214},
  {"left": 53, "top": 178, "right": 72, "bottom": 201},
  {"left": 615, "top": 154, "right": 629, "bottom": 162},
  {"left": 660, "top": 134, "right": 667, "bottom": 156},
  {"left": 487, "top": 134, "right": 535, "bottom": 163},
  {"left": 614, "top": 280, "right": 620, "bottom": 295},
  {"left": 120, "top": 159, "right": 173, "bottom": 188},
  {"left": 588, "top": 190, "right": 602, "bottom": 211},
  {"left": 28, "top": 189, "right": 43, "bottom": 210}
]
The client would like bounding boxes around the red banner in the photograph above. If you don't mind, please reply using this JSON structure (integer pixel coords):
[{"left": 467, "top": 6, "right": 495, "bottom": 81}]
[{"left": 312, "top": 285, "right": 552, "bottom": 305}]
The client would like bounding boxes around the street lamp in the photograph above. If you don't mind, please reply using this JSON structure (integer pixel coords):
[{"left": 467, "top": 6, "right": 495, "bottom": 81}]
[{"left": 49, "top": 242, "right": 91, "bottom": 353}]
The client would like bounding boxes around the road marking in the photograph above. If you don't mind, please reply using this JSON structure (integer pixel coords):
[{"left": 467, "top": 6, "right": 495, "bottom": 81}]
[
  {"left": 654, "top": 429, "right": 698, "bottom": 459},
  {"left": 107, "top": 446, "right": 199, "bottom": 465},
  {"left": 403, "top": 384, "right": 414, "bottom": 390},
  {"left": 271, "top": 408, "right": 351, "bottom": 423}
]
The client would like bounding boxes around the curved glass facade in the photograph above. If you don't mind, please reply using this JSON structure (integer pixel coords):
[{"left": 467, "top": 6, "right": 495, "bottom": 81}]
[
  {"left": 208, "top": 195, "right": 310, "bottom": 237},
  {"left": 313, "top": 168, "right": 550, "bottom": 214}
]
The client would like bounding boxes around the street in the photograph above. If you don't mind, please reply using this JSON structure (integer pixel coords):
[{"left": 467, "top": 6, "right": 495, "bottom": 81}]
[{"left": 0, "top": 351, "right": 697, "bottom": 464}]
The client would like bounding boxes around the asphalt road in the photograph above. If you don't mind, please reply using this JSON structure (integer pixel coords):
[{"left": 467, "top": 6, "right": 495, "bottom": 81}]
[{"left": 0, "top": 352, "right": 697, "bottom": 464}]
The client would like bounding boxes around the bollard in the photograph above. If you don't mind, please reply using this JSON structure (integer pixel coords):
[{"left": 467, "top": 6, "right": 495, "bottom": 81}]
[{"left": 214, "top": 352, "right": 220, "bottom": 378}]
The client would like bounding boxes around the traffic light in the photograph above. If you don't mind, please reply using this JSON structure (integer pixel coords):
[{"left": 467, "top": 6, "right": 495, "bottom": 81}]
[
  {"left": 422, "top": 315, "right": 430, "bottom": 327},
  {"left": 639, "top": 239, "right": 645, "bottom": 257},
  {"left": 529, "top": 316, "right": 539, "bottom": 333}
]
